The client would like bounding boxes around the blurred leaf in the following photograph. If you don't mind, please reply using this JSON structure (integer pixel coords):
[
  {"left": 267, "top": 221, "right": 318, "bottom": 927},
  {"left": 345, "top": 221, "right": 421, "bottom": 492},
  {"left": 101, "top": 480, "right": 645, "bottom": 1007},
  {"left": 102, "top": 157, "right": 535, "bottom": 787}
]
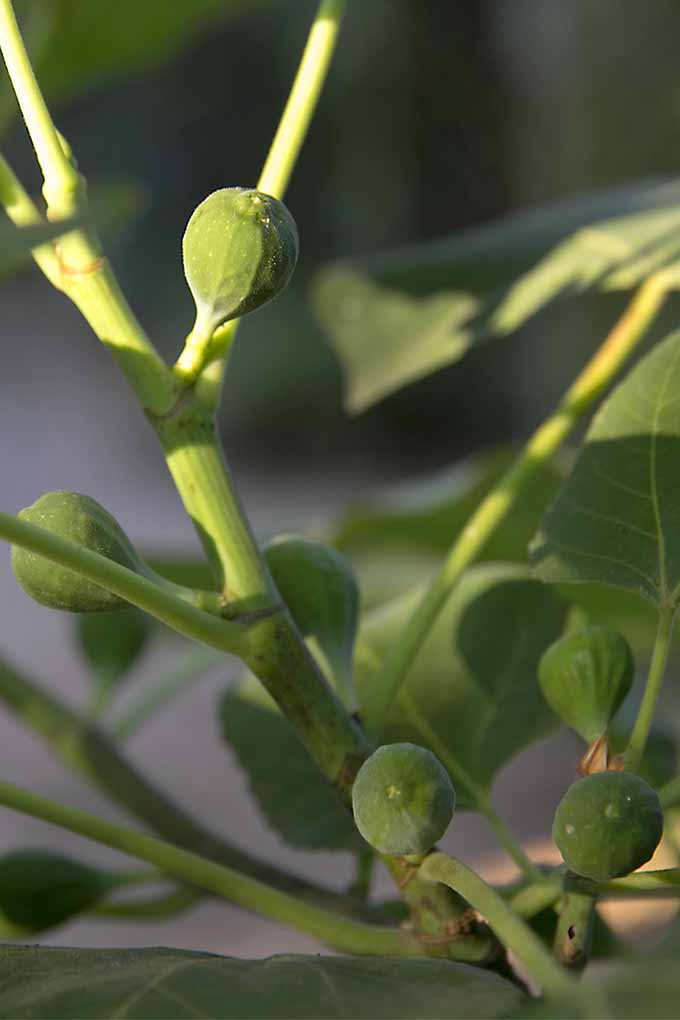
[
  {"left": 34, "top": 0, "right": 270, "bottom": 103},
  {"left": 0, "top": 946, "right": 522, "bottom": 1019},
  {"left": 75, "top": 608, "right": 151, "bottom": 708},
  {"left": 220, "top": 680, "right": 362, "bottom": 851},
  {"left": 0, "top": 849, "right": 114, "bottom": 936},
  {"left": 87, "top": 179, "right": 148, "bottom": 244},
  {"left": 531, "top": 329, "right": 680, "bottom": 605},
  {"left": 354, "top": 564, "right": 565, "bottom": 809},
  {"left": 0, "top": 216, "right": 79, "bottom": 275},
  {"left": 264, "top": 534, "right": 359, "bottom": 707},
  {"left": 313, "top": 178, "right": 680, "bottom": 411},
  {"left": 332, "top": 447, "right": 562, "bottom": 559}
]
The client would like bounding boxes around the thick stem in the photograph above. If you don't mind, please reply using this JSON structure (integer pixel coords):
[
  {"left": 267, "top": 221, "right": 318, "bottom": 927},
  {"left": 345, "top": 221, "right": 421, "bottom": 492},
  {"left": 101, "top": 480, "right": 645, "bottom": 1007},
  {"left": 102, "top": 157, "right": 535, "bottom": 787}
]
[
  {"left": 381, "top": 855, "right": 498, "bottom": 963},
  {"left": 152, "top": 409, "right": 274, "bottom": 606},
  {"left": 553, "top": 878, "right": 596, "bottom": 972},
  {"left": 151, "top": 403, "right": 371, "bottom": 795},
  {"left": 364, "top": 269, "right": 679, "bottom": 734},
  {"left": 419, "top": 852, "right": 575, "bottom": 997},
  {"left": 0, "top": 775, "right": 424, "bottom": 958},
  {"left": 625, "top": 605, "right": 675, "bottom": 772}
]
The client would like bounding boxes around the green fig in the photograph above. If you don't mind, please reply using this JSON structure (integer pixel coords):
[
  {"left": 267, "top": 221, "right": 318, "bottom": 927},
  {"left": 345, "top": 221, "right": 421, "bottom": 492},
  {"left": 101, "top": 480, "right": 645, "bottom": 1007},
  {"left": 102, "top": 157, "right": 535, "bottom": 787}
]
[
  {"left": 539, "top": 627, "right": 634, "bottom": 742},
  {"left": 264, "top": 534, "right": 359, "bottom": 707},
  {"left": 352, "top": 743, "right": 455, "bottom": 856},
  {"left": 0, "top": 849, "right": 114, "bottom": 935},
  {"left": 182, "top": 187, "right": 299, "bottom": 341},
  {"left": 552, "top": 772, "right": 663, "bottom": 882},
  {"left": 11, "top": 491, "right": 142, "bottom": 612}
]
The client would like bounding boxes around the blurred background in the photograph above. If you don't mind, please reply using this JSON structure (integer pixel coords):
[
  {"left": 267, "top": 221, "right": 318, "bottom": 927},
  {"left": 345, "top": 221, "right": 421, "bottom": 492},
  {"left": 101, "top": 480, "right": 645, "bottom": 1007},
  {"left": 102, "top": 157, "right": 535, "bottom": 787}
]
[{"left": 2, "top": 0, "right": 680, "bottom": 956}]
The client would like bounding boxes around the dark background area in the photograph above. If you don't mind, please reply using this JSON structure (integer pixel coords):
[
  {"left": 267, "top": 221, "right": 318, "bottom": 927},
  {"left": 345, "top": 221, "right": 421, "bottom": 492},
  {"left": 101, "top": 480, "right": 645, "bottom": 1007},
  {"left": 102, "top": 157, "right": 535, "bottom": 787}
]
[{"left": 2, "top": 0, "right": 680, "bottom": 955}]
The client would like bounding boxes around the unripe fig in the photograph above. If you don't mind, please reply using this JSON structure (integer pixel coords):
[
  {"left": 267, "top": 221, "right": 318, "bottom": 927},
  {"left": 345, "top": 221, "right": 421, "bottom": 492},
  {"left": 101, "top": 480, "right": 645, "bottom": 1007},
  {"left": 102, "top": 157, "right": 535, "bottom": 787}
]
[
  {"left": 264, "top": 533, "right": 358, "bottom": 708},
  {"left": 0, "top": 849, "right": 113, "bottom": 935},
  {"left": 182, "top": 187, "right": 299, "bottom": 340},
  {"left": 552, "top": 772, "right": 663, "bottom": 882},
  {"left": 11, "top": 491, "right": 142, "bottom": 612},
  {"left": 352, "top": 743, "right": 455, "bottom": 856},
  {"left": 539, "top": 627, "right": 634, "bottom": 742}
]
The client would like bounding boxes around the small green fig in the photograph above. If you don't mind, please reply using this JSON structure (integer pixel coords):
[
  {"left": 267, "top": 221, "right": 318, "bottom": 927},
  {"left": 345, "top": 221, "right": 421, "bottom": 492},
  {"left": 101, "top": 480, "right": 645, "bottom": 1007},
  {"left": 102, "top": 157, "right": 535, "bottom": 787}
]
[
  {"left": 264, "top": 534, "right": 359, "bottom": 708},
  {"left": 11, "top": 491, "right": 142, "bottom": 612},
  {"left": 0, "top": 849, "right": 114, "bottom": 935},
  {"left": 538, "top": 627, "right": 634, "bottom": 742},
  {"left": 552, "top": 772, "right": 663, "bottom": 882},
  {"left": 182, "top": 187, "right": 299, "bottom": 340},
  {"left": 352, "top": 743, "right": 455, "bottom": 856}
]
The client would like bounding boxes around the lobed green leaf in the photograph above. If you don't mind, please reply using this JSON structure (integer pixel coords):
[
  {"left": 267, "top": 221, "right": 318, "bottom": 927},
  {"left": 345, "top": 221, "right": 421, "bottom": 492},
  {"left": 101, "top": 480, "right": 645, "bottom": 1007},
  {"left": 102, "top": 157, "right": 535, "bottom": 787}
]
[
  {"left": 313, "top": 178, "right": 680, "bottom": 411},
  {"left": 531, "top": 328, "right": 680, "bottom": 606},
  {"left": 354, "top": 564, "right": 566, "bottom": 809}
]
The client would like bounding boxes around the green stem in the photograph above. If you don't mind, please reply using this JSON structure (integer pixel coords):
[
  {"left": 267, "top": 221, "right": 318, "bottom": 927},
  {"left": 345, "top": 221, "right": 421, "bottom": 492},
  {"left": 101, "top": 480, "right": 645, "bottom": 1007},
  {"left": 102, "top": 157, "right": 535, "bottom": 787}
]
[
  {"left": 508, "top": 880, "right": 562, "bottom": 920},
  {"left": 0, "top": 512, "right": 249, "bottom": 655},
  {"left": 553, "top": 879, "right": 596, "bottom": 972},
  {"left": 152, "top": 409, "right": 274, "bottom": 606},
  {"left": 381, "top": 855, "right": 498, "bottom": 963},
  {"left": 364, "top": 269, "right": 679, "bottom": 734},
  {"left": 659, "top": 776, "right": 680, "bottom": 810},
  {"left": 0, "top": 654, "right": 361, "bottom": 914},
  {"left": 0, "top": 150, "right": 61, "bottom": 285},
  {"left": 0, "top": 0, "right": 77, "bottom": 210},
  {"left": 258, "top": 0, "right": 345, "bottom": 197},
  {"left": 91, "top": 886, "right": 201, "bottom": 921},
  {"left": 151, "top": 407, "right": 370, "bottom": 796},
  {"left": 113, "top": 648, "right": 223, "bottom": 740},
  {"left": 0, "top": 776, "right": 423, "bottom": 957},
  {"left": 575, "top": 869, "right": 680, "bottom": 897},
  {"left": 419, "top": 852, "right": 575, "bottom": 997},
  {"left": 0, "top": 1, "right": 175, "bottom": 413},
  {"left": 348, "top": 848, "right": 375, "bottom": 901},
  {"left": 625, "top": 604, "right": 675, "bottom": 772},
  {"left": 185, "top": 0, "right": 347, "bottom": 404}
]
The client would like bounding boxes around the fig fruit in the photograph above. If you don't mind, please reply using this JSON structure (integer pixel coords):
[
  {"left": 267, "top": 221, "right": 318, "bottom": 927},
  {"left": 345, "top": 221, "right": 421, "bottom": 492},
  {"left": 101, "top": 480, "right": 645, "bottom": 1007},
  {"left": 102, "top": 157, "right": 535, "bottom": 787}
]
[
  {"left": 182, "top": 187, "right": 299, "bottom": 340},
  {"left": 0, "top": 849, "right": 113, "bottom": 935},
  {"left": 552, "top": 772, "right": 663, "bottom": 882},
  {"left": 539, "top": 627, "right": 633, "bottom": 742},
  {"left": 352, "top": 742, "right": 455, "bottom": 856},
  {"left": 264, "top": 534, "right": 358, "bottom": 707},
  {"left": 11, "top": 491, "right": 142, "bottom": 612}
]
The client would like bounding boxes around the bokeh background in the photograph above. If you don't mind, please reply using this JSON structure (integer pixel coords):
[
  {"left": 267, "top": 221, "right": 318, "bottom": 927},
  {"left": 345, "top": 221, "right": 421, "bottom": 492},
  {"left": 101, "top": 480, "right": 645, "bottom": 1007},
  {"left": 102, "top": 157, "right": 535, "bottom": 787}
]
[{"left": 2, "top": 0, "right": 680, "bottom": 955}]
